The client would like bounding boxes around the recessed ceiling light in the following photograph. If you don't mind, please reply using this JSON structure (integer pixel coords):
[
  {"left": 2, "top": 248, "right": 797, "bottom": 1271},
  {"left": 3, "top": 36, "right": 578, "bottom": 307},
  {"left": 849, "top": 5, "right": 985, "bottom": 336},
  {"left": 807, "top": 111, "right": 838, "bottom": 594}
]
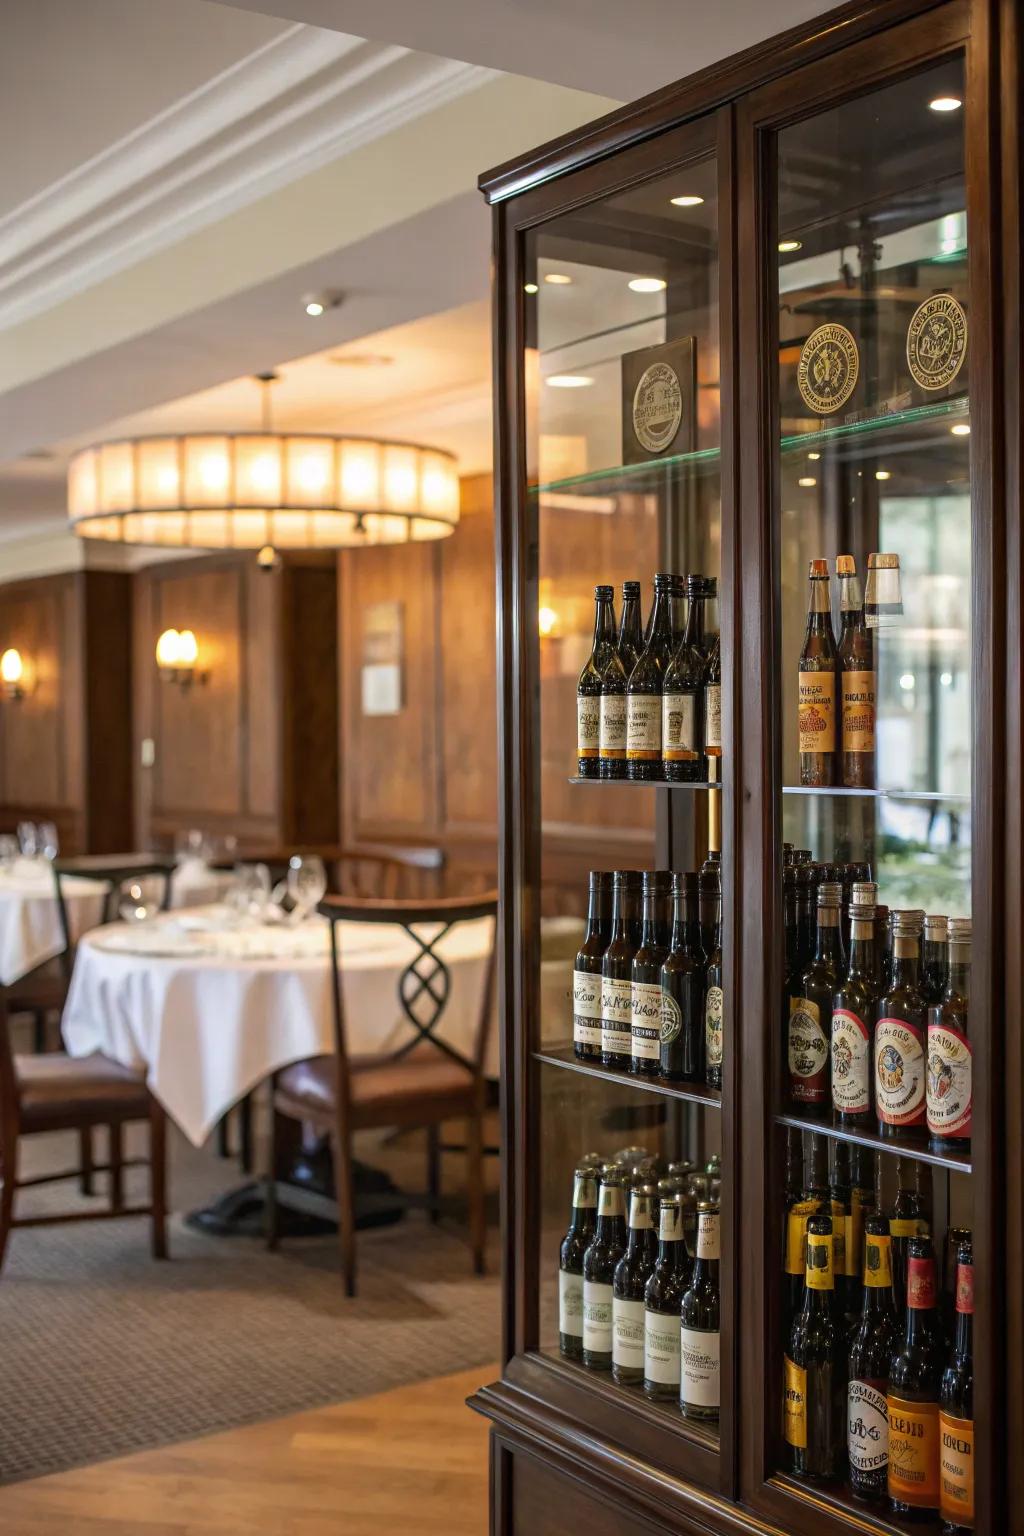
[
  {"left": 544, "top": 273, "right": 573, "bottom": 285},
  {"left": 950, "top": 423, "right": 971, "bottom": 436},
  {"left": 305, "top": 300, "right": 324, "bottom": 317},
  {"left": 546, "top": 374, "right": 594, "bottom": 389},
  {"left": 929, "top": 95, "right": 962, "bottom": 112},
  {"left": 670, "top": 194, "right": 704, "bottom": 207},
  {"left": 875, "top": 470, "right": 892, "bottom": 481},
  {"left": 778, "top": 239, "right": 803, "bottom": 253},
  {"left": 302, "top": 289, "right": 340, "bottom": 317},
  {"left": 524, "top": 282, "right": 539, "bottom": 294},
  {"left": 798, "top": 476, "right": 817, "bottom": 488},
  {"left": 628, "top": 277, "right": 667, "bottom": 293},
  {"left": 807, "top": 452, "right": 820, "bottom": 461}
]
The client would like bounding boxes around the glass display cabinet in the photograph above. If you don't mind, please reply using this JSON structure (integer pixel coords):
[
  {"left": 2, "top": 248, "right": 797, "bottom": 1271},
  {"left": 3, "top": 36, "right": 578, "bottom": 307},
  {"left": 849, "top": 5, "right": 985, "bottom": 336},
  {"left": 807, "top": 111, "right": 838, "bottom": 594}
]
[{"left": 473, "top": 3, "right": 1022, "bottom": 1535}]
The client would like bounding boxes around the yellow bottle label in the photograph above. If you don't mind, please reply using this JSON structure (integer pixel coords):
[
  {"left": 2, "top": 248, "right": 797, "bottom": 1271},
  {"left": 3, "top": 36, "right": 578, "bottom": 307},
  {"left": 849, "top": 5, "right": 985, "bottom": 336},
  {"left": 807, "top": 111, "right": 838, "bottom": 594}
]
[
  {"left": 864, "top": 1233, "right": 893, "bottom": 1288},
  {"left": 784, "top": 1356, "right": 807, "bottom": 1448},
  {"left": 785, "top": 1201, "right": 820, "bottom": 1275},
  {"left": 798, "top": 671, "right": 835, "bottom": 754},
  {"left": 888, "top": 1396, "right": 940, "bottom": 1509},
  {"left": 842, "top": 668, "right": 876, "bottom": 752},
  {"left": 805, "top": 1231, "right": 834, "bottom": 1291},
  {"left": 890, "top": 1217, "right": 930, "bottom": 1238},
  {"left": 940, "top": 1411, "right": 974, "bottom": 1527}
]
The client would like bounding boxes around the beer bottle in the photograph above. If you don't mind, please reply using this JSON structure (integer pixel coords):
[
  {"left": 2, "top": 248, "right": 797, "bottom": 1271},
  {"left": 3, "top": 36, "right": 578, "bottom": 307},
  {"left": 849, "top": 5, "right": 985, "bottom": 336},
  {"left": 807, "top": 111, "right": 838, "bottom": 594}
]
[
  {"left": 939, "top": 1237, "right": 974, "bottom": 1535},
  {"left": 703, "top": 633, "right": 722, "bottom": 782},
  {"left": 927, "top": 918, "right": 972, "bottom": 1151},
  {"left": 798, "top": 559, "right": 838, "bottom": 787},
  {"left": 889, "top": 1157, "right": 931, "bottom": 1322},
  {"left": 631, "top": 871, "right": 672, "bottom": 1077},
  {"left": 783, "top": 1128, "right": 820, "bottom": 1339},
  {"left": 940, "top": 1227, "right": 973, "bottom": 1345},
  {"left": 600, "top": 872, "right": 643, "bottom": 1070},
  {"left": 788, "top": 883, "right": 843, "bottom": 1114},
  {"left": 831, "top": 901, "right": 878, "bottom": 1126},
  {"left": 703, "top": 881, "right": 724, "bottom": 1091},
  {"left": 699, "top": 789, "right": 722, "bottom": 954},
  {"left": 922, "top": 914, "right": 950, "bottom": 1005},
  {"left": 617, "top": 580, "right": 644, "bottom": 676},
  {"left": 612, "top": 1182, "right": 658, "bottom": 1385},
  {"left": 876, "top": 913, "right": 929, "bottom": 1139},
  {"left": 643, "top": 1192, "right": 690, "bottom": 1400},
  {"left": 845, "top": 1146, "right": 877, "bottom": 1322},
  {"left": 783, "top": 861, "right": 800, "bottom": 994},
  {"left": 598, "top": 647, "right": 628, "bottom": 782},
  {"left": 796, "top": 862, "right": 819, "bottom": 971},
  {"left": 559, "top": 1164, "right": 599, "bottom": 1360},
  {"left": 626, "top": 573, "right": 675, "bottom": 782},
  {"left": 848, "top": 1215, "right": 898, "bottom": 1503},
  {"left": 582, "top": 1170, "right": 627, "bottom": 1370},
  {"left": 662, "top": 575, "right": 707, "bottom": 783},
  {"left": 577, "top": 585, "right": 616, "bottom": 780},
  {"left": 670, "top": 573, "right": 687, "bottom": 649},
  {"left": 828, "top": 1141, "right": 851, "bottom": 1316},
  {"left": 837, "top": 554, "right": 875, "bottom": 789},
  {"left": 785, "top": 1215, "right": 846, "bottom": 1480},
  {"left": 573, "top": 871, "right": 611, "bottom": 1062},
  {"left": 888, "top": 1236, "right": 945, "bottom": 1520},
  {"left": 661, "top": 872, "right": 705, "bottom": 1081},
  {"left": 679, "top": 1201, "right": 721, "bottom": 1421}
]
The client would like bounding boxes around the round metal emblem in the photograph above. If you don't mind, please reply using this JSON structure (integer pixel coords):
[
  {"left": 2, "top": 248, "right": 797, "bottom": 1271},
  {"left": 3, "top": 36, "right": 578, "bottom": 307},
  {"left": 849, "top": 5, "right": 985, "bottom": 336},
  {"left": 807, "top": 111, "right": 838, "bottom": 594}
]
[
  {"left": 906, "top": 292, "right": 967, "bottom": 391},
  {"left": 797, "top": 324, "right": 859, "bottom": 414},
  {"left": 632, "top": 362, "right": 683, "bottom": 454}
]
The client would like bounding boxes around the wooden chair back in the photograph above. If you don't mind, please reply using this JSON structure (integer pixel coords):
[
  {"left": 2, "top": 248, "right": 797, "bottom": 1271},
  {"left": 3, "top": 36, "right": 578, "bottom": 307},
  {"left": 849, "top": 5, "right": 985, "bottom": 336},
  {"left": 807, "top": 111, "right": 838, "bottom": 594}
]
[{"left": 51, "top": 853, "right": 176, "bottom": 963}]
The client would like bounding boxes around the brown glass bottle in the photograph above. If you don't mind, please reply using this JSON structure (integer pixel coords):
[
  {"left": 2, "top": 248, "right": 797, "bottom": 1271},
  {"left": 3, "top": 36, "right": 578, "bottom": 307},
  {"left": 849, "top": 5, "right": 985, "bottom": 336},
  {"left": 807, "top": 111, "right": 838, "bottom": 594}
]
[
  {"left": 785, "top": 1215, "right": 847, "bottom": 1481},
  {"left": 703, "top": 633, "right": 722, "bottom": 782},
  {"left": 699, "top": 789, "right": 722, "bottom": 954},
  {"left": 643, "top": 1193, "right": 690, "bottom": 1400},
  {"left": 940, "top": 1226, "right": 972, "bottom": 1344},
  {"left": 798, "top": 559, "right": 838, "bottom": 787},
  {"left": 581, "top": 1171, "right": 627, "bottom": 1370},
  {"left": 927, "top": 918, "right": 972, "bottom": 1151},
  {"left": 680, "top": 1201, "right": 721, "bottom": 1421},
  {"left": 600, "top": 872, "right": 642, "bottom": 1070},
  {"left": 630, "top": 872, "right": 672, "bottom": 1077},
  {"left": 939, "top": 1238, "right": 974, "bottom": 1536},
  {"left": 662, "top": 575, "right": 707, "bottom": 783},
  {"left": 626, "top": 573, "right": 674, "bottom": 782},
  {"left": 559, "top": 1165, "right": 599, "bottom": 1360},
  {"left": 783, "top": 1127, "right": 820, "bottom": 1342},
  {"left": 848, "top": 1215, "right": 898, "bottom": 1503},
  {"left": 889, "top": 1157, "right": 931, "bottom": 1322},
  {"left": 922, "top": 914, "right": 950, "bottom": 1005},
  {"left": 788, "top": 883, "right": 842, "bottom": 1114},
  {"left": 577, "top": 585, "right": 617, "bottom": 780},
  {"left": 837, "top": 554, "right": 875, "bottom": 789},
  {"left": 703, "top": 886, "right": 723, "bottom": 1091},
  {"left": 845, "top": 1147, "right": 877, "bottom": 1325},
  {"left": 612, "top": 1183, "right": 658, "bottom": 1385},
  {"left": 661, "top": 873, "right": 705, "bottom": 1081},
  {"left": 617, "top": 580, "right": 644, "bottom": 676},
  {"left": 573, "top": 871, "right": 611, "bottom": 1062},
  {"left": 888, "top": 1236, "right": 945, "bottom": 1521},
  {"left": 831, "top": 903, "right": 878, "bottom": 1126},
  {"left": 876, "top": 913, "right": 929, "bottom": 1139}
]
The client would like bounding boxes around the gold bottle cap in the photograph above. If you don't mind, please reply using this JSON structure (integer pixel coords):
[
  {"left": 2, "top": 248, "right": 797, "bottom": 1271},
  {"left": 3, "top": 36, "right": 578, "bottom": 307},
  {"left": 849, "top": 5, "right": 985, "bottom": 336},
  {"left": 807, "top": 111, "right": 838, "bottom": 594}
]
[
  {"left": 948, "top": 916, "right": 972, "bottom": 938},
  {"left": 808, "top": 557, "right": 830, "bottom": 577},
  {"left": 867, "top": 552, "right": 900, "bottom": 569},
  {"left": 836, "top": 554, "right": 856, "bottom": 575}
]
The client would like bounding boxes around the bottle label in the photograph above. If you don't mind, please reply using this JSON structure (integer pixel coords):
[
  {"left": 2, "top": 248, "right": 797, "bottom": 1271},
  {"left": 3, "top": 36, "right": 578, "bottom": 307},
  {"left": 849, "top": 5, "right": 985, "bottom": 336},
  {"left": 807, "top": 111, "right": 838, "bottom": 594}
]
[
  {"left": 890, "top": 1217, "right": 930, "bottom": 1238},
  {"left": 572, "top": 968, "right": 601, "bottom": 1047},
  {"left": 600, "top": 977, "right": 633, "bottom": 1056},
  {"left": 626, "top": 695, "right": 661, "bottom": 759},
  {"left": 831, "top": 1007, "right": 870, "bottom": 1114},
  {"left": 845, "top": 1208, "right": 864, "bottom": 1279},
  {"left": 875, "top": 1018, "right": 926, "bottom": 1126},
  {"left": 956, "top": 1261, "right": 974, "bottom": 1314},
  {"left": 577, "top": 694, "right": 599, "bottom": 758},
  {"left": 798, "top": 671, "right": 835, "bottom": 754},
  {"left": 788, "top": 997, "right": 829, "bottom": 1103},
  {"left": 612, "top": 1296, "right": 645, "bottom": 1369},
  {"left": 906, "top": 1255, "right": 937, "bottom": 1310},
  {"left": 785, "top": 1201, "right": 820, "bottom": 1276},
  {"left": 926, "top": 1019, "right": 973, "bottom": 1138},
  {"left": 660, "top": 989, "right": 683, "bottom": 1046},
  {"left": 849, "top": 1379, "right": 889, "bottom": 1473},
  {"left": 887, "top": 1396, "right": 940, "bottom": 1508},
  {"left": 680, "top": 1327, "right": 720, "bottom": 1409},
  {"left": 939, "top": 1411, "right": 975, "bottom": 1527},
  {"left": 705, "top": 684, "right": 722, "bottom": 752},
  {"left": 705, "top": 985, "right": 724, "bottom": 1067},
  {"left": 599, "top": 694, "right": 626, "bottom": 759},
  {"left": 696, "top": 1211, "right": 720, "bottom": 1260},
  {"left": 805, "top": 1233, "right": 834, "bottom": 1290},
  {"left": 842, "top": 668, "right": 876, "bottom": 753},
  {"left": 631, "top": 981, "right": 663, "bottom": 1061},
  {"left": 582, "top": 1280, "right": 613, "bottom": 1354},
  {"left": 864, "top": 1234, "right": 893, "bottom": 1287},
  {"left": 784, "top": 1356, "right": 807, "bottom": 1448},
  {"left": 662, "top": 692, "right": 698, "bottom": 762},
  {"left": 644, "top": 1307, "right": 681, "bottom": 1385},
  {"left": 558, "top": 1269, "right": 584, "bottom": 1338}
]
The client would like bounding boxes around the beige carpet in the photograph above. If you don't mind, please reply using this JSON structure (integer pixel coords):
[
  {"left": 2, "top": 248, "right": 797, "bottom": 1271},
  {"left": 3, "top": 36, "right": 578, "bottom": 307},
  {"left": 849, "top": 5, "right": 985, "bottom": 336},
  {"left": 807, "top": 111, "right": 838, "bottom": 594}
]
[{"left": 0, "top": 1108, "right": 499, "bottom": 1486}]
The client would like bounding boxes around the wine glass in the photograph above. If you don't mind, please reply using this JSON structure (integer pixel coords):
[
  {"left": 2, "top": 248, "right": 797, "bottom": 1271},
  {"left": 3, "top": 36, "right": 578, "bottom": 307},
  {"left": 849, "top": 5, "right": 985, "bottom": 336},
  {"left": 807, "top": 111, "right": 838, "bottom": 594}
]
[
  {"left": 287, "top": 855, "right": 328, "bottom": 924},
  {"left": 233, "top": 862, "right": 272, "bottom": 922},
  {"left": 118, "top": 876, "right": 164, "bottom": 924},
  {"left": 17, "top": 822, "right": 38, "bottom": 858},
  {"left": 0, "top": 834, "right": 19, "bottom": 872},
  {"left": 38, "top": 822, "right": 59, "bottom": 861}
]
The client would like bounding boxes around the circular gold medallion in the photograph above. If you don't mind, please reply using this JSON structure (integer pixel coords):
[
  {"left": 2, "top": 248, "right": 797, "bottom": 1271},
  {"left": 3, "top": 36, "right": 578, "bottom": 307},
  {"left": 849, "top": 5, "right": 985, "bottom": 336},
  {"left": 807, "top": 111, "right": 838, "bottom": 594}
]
[
  {"left": 906, "top": 293, "right": 967, "bottom": 391},
  {"left": 797, "top": 323, "right": 860, "bottom": 415},
  {"left": 632, "top": 362, "right": 683, "bottom": 454}
]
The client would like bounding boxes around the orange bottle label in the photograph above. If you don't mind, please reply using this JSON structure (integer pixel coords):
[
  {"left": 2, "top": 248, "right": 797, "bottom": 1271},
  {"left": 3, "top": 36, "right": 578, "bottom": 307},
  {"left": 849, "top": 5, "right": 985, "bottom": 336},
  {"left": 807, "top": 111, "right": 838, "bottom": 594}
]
[
  {"left": 940, "top": 1411, "right": 974, "bottom": 1527},
  {"left": 784, "top": 1357, "right": 807, "bottom": 1448},
  {"left": 798, "top": 672, "right": 835, "bottom": 753},
  {"left": 887, "top": 1395, "right": 940, "bottom": 1508},
  {"left": 842, "top": 668, "right": 876, "bottom": 752}
]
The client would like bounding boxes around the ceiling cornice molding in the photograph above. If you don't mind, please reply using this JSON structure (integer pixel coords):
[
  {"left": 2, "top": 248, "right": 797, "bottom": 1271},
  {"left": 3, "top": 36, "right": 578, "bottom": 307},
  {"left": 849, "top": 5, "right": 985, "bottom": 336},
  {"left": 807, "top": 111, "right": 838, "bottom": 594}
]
[{"left": 0, "top": 25, "right": 495, "bottom": 332}]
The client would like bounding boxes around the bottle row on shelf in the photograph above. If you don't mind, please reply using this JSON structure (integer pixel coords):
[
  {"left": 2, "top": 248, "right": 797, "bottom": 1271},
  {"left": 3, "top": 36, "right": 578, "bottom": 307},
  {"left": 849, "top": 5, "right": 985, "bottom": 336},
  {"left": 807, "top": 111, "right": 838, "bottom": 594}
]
[
  {"left": 577, "top": 574, "right": 721, "bottom": 784},
  {"left": 559, "top": 1150, "right": 721, "bottom": 1420}
]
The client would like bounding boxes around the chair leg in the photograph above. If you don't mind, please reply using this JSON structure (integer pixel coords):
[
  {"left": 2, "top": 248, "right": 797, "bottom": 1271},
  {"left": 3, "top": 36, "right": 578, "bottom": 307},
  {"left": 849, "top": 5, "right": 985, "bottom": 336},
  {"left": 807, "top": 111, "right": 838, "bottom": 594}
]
[
  {"left": 238, "top": 1093, "right": 253, "bottom": 1174},
  {"left": 0, "top": 1124, "right": 17, "bottom": 1274},
  {"left": 328, "top": 1128, "right": 358, "bottom": 1298},
  {"left": 32, "top": 1010, "right": 47, "bottom": 1054},
  {"left": 426, "top": 1123, "right": 441, "bottom": 1223},
  {"left": 466, "top": 1109, "right": 486, "bottom": 1277},
  {"left": 265, "top": 1105, "right": 281, "bottom": 1252},
  {"left": 79, "top": 1126, "right": 94, "bottom": 1196},
  {"left": 149, "top": 1101, "right": 168, "bottom": 1260},
  {"left": 216, "top": 1116, "right": 231, "bottom": 1159},
  {"left": 109, "top": 1121, "right": 124, "bottom": 1213}
]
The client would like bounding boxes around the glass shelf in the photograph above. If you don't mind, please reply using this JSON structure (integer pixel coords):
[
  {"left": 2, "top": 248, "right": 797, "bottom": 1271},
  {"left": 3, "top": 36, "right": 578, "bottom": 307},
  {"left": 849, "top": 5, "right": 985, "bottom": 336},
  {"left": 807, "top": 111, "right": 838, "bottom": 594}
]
[
  {"left": 531, "top": 445, "right": 721, "bottom": 498},
  {"left": 775, "top": 1111, "right": 972, "bottom": 1174},
  {"left": 569, "top": 777, "right": 722, "bottom": 790},
  {"left": 782, "top": 784, "right": 968, "bottom": 802},
  {"left": 779, "top": 392, "right": 968, "bottom": 455},
  {"left": 537, "top": 1046, "right": 722, "bottom": 1109}
]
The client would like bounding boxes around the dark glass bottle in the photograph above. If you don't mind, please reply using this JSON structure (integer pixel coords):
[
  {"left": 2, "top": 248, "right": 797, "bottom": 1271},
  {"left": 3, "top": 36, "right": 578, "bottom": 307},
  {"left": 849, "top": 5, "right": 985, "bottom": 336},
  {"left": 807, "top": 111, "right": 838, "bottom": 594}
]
[
  {"left": 831, "top": 902, "right": 878, "bottom": 1126},
  {"left": 670, "top": 572, "right": 687, "bottom": 649},
  {"left": 660, "top": 872, "right": 704, "bottom": 1081},
  {"left": 940, "top": 1226, "right": 973, "bottom": 1345},
  {"left": 798, "top": 559, "right": 838, "bottom": 787},
  {"left": 680, "top": 1201, "right": 721, "bottom": 1421},
  {"left": 784, "top": 1128, "right": 821, "bottom": 1341},
  {"left": 888, "top": 1236, "right": 945, "bottom": 1520},
  {"left": 643, "top": 1192, "right": 690, "bottom": 1400},
  {"left": 617, "top": 580, "right": 644, "bottom": 676},
  {"left": 783, "top": 862, "right": 800, "bottom": 993},
  {"left": 577, "top": 585, "right": 617, "bottom": 780},
  {"left": 662, "top": 575, "right": 707, "bottom": 783},
  {"left": 597, "top": 647, "right": 628, "bottom": 783},
  {"left": 699, "top": 789, "right": 722, "bottom": 955},
  {"left": 785, "top": 1215, "right": 846, "bottom": 1480},
  {"left": 828, "top": 1141, "right": 851, "bottom": 1317},
  {"left": 876, "top": 913, "right": 929, "bottom": 1139},
  {"left": 581, "top": 1171, "right": 628, "bottom": 1370},
  {"left": 703, "top": 883, "right": 723, "bottom": 1091},
  {"left": 573, "top": 871, "right": 612, "bottom": 1062},
  {"left": 788, "top": 883, "right": 842, "bottom": 1114},
  {"left": 559, "top": 1164, "right": 599, "bottom": 1360},
  {"left": 848, "top": 1215, "right": 898, "bottom": 1503},
  {"left": 837, "top": 553, "right": 875, "bottom": 789},
  {"left": 703, "top": 634, "right": 722, "bottom": 782},
  {"left": 611, "top": 1182, "right": 658, "bottom": 1385},
  {"left": 626, "top": 573, "right": 675, "bottom": 782},
  {"left": 889, "top": 1156, "right": 932, "bottom": 1321},
  {"left": 928, "top": 918, "right": 972, "bottom": 1151},
  {"left": 845, "top": 1146, "right": 877, "bottom": 1323},
  {"left": 939, "top": 1238, "right": 974, "bottom": 1536},
  {"left": 796, "top": 862, "right": 819, "bottom": 971},
  {"left": 922, "top": 914, "right": 950, "bottom": 1005},
  {"left": 630, "top": 871, "right": 672, "bottom": 1077},
  {"left": 600, "top": 872, "right": 643, "bottom": 1070},
  {"left": 877, "top": 903, "right": 893, "bottom": 990}
]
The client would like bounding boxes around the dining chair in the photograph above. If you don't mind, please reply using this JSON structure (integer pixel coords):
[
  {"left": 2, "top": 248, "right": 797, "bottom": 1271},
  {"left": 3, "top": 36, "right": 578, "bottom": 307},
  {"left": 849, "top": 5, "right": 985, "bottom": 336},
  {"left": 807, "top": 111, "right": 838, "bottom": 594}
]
[
  {"left": 0, "top": 990, "right": 167, "bottom": 1273},
  {"left": 265, "top": 889, "right": 498, "bottom": 1296}
]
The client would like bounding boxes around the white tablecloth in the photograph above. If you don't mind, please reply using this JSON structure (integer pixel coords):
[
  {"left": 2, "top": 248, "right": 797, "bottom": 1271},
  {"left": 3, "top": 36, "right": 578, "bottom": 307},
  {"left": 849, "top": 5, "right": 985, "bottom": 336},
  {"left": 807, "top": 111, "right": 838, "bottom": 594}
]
[
  {"left": 0, "top": 863, "right": 107, "bottom": 986},
  {"left": 62, "top": 909, "right": 496, "bottom": 1146}
]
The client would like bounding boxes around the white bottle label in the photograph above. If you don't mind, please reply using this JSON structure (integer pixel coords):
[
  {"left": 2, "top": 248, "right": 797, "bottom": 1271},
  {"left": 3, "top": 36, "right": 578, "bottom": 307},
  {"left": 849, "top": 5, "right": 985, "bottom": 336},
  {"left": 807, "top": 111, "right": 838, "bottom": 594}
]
[
  {"left": 705, "top": 985, "right": 724, "bottom": 1067},
  {"left": 612, "top": 1297, "right": 645, "bottom": 1369},
  {"left": 705, "top": 684, "right": 722, "bottom": 751},
  {"left": 831, "top": 1007, "right": 870, "bottom": 1114},
  {"left": 582, "top": 1280, "right": 613, "bottom": 1354},
  {"left": 626, "top": 695, "right": 661, "bottom": 759},
  {"left": 926, "top": 1020, "right": 973, "bottom": 1137},
  {"left": 788, "top": 996, "right": 829, "bottom": 1102},
  {"left": 680, "top": 1327, "right": 720, "bottom": 1409},
  {"left": 600, "top": 976, "right": 633, "bottom": 1056},
  {"left": 696, "top": 1211, "right": 720, "bottom": 1260},
  {"left": 631, "top": 980, "right": 662, "bottom": 1061},
  {"left": 875, "top": 1018, "right": 926, "bottom": 1126},
  {"left": 573, "top": 968, "right": 601, "bottom": 1047},
  {"left": 662, "top": 692, "right": 698, "bottom": 762},
  {"left": 644, "top": 1308, "right": 681, "bottom": 1385},
  {"left": 599, "top": 694, "right": 626, "bottom": 758},
  {"left": 577, "top": 694, "right": 599, "bottom": 757},
  {"left": 848, "top": 1379, "right": 889, "bottom": 1473},
  {"left": 559, "top": 1269, "right": 583, "bottom": 1338}
]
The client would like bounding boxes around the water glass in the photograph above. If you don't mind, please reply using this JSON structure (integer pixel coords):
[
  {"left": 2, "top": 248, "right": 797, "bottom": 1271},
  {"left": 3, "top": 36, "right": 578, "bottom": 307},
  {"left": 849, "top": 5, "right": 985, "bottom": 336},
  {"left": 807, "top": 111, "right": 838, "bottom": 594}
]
[
  {"left": 118, "top": 876, "right": 164, "bottom": 924},
  {"left": 287, "top": 855, "right": 328, "bottom": 923}
]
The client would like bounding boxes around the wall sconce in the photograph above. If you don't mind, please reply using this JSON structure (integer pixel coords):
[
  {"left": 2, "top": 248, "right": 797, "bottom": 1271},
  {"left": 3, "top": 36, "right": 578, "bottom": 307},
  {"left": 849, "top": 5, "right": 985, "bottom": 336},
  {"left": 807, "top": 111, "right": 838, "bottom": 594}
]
[
  {"left": 155, "top": 628, "right": 204, "bottom": 688},
  {"left": 0, "top": 648, "right": 29, "bottom": 700},
  {"left": 538, "top": 606, "right": 560, "bottom": 639}
]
